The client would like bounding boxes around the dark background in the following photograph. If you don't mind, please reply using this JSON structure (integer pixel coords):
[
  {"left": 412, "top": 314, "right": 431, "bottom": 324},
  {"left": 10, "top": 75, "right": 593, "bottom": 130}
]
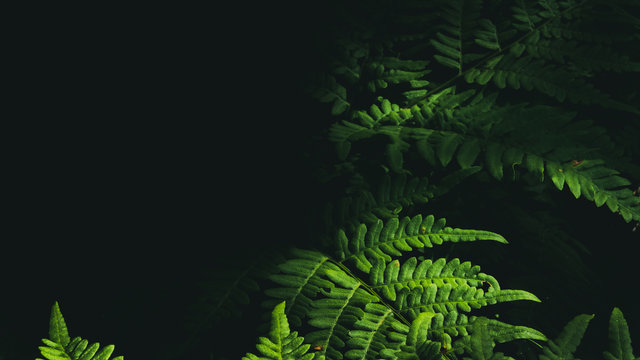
[
  {"left": 3, "top": 2, "right": 638, "bottom": 359},
  {"left": 3, "top": 2, "right": 328, "bottom": 359}
]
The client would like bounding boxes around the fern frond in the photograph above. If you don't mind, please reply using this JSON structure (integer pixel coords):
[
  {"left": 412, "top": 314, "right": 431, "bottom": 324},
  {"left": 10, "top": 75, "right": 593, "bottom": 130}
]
[
  {"left": 369, "top": 257, "right": 539, "bottom": 318},
  {"left": 335, "top": 214, "right": 507, "bottom": 273},
  {"left": 511, "top": 0, "right": 544, "bottom": 32},
  {"left": 344, "top": 303, "right": 407, "bottom": 359},
  {"left": 324, "top": 174, "right": 433, "bottom": 232},
  {"left": 331, "top": 93, "right": 640, "bottom": 223},
  {"left": 263, "top": 249, "right": 340, "bottom": 326},
  {"left": 305, "top": 268, "right": 380, "bottom": 360},
  {"left": 36, "top": 302, "right": 123, "bottom": 360},
  {"left": 425, "top": 313, "right": 546, "bottom": 353},
  {"left": 264, "top": 248, "right": 337, "bottom": 327},
  {"left": 467, "top": 317, "right": 503, "bottom": 360},
  {"left": 523, "top": 39, "right": 640, "bottom": 72},
  {"left": 539, "top": 313, "right": 593, "bottom": 359},
  {"left": 243, "top": 301, "right": 321, "bottom": 360},
  {"left": 48, "top": 302, "right": 71, "bottom": 348},
  {"left": 314, "top": 75, "right": 351, "bottom": 116},
  {"left": 429, "top": 0, "right": 486, "bottom": 73},
  {"left": 603, "top": 307, "right": 637, "bottom": 360}
]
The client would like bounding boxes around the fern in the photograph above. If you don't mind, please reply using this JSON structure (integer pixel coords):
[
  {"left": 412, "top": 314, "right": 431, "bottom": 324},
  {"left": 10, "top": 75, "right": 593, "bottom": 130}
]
[
  {"left": 604, "top": 308, "right": 637, "bottom": 360},
  {"left": 329, "top": 91, "right": 640, "bottom": 223},
  {"left": 335, "top": 213, "right": 507, "bottom": 273},
  {"left": 538, "top": 308, "right": 638, "bottom": 360},
  {"left": 264, "top": 212, "right": 545, "bottom": 359},
  {"left": 36, "top": 302, "right": 123, "bottom": 360},
  {"left": 243, "top": 301, "right": 322, "bottom": 360}
]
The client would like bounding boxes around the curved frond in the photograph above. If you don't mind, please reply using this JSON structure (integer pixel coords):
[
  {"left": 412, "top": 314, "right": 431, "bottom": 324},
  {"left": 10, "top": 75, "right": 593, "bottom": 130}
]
[
  {"left": 369, "top": 257, "right": 539, "bottom": 319},
  {"left": 305, "top": 268, "right": 380, "bottom": 360},
  {"left": 335, "top": 214, "right": 507, "bottom": 273},
  {"left": 36, "top": 302, "right": 123, "bottom": 360},
  {"left": 539, "top": 313, "right": 594, "bottom": 360},
  {"left": 343, "top": 303, "right": 407, "bottom": 360},
  {"left": 264, "top": 248, "right": 337, "bottom": 327},
  {"left": 242, "top": 302, "right": 320, "bottom": 360},
  {"left": 604, "top": 307, "right": 636, "bottom": 360}
]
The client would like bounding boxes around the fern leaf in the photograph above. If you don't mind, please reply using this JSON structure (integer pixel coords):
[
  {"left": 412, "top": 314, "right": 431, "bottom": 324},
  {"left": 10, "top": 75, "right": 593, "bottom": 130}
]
[
  {"left": 474, "top": 19, "right": 501, "bottom": 50},
  {"left": 344, "top": 303, "right": 407, "bottom": 359},
  {"left": 49, "top": 302, "right": 71, "bottom": 348},
  {"left": 370, "top": 257, "right": 539, "bottom": 318},
  {"left": 482, "top": 318, "right": 547, "bottom": 343},
  {"left": 457, "top": 138, "right": 482, "bottom": 169},
  {"left": 336, "top": 214, "right": 507, "bottom": 273},
  {"left": 265, "top": 249, "right": 337, "bottom": 327},
  {"left": 426, "top": 313, "right": 545, "bottom": 351},
  {"left": 406, "top": 311, "right": 437, "bottom": 347},
  {"left": 468, "top": 317, "right": 495, "bottom": 360},
  {"left": 603, "top": 307, "right": 636, "bottom": 360},
  {"left": 36, "top": 303, "right": 123, "bottom": 360},
  {"left": 305, "top": 268, "right": 379, "bottom": 360},
  {"left": 323, "top": 174, "right": 433, "bottom": 233},
  {"left": 511, "top": 0, "right": 543, "bottom": 31},
  {"left": 243, "top": 301, "right": 319, "bottom": 360},
  {"left": 539, "top": 313, "right": 593, "bottom": 360},
  {"left": 314, "top": 75, "right": 350, "bottom": 116}
]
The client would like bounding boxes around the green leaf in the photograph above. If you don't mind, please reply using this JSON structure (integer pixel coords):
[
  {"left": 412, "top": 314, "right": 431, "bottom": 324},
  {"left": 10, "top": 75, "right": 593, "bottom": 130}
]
[
  {"left": 564, "top": 168, "right": 581, "bottom": 198},
  {"left": 269, "top": 302, "right": 290, "bottom": 347},
  {"left": 438, "top": 133, "right": 461, "bottom": 166},
  {"left": 457, "top": 138, "right": 481, "bottom": 168},
  {"left": 604, "top": 307, "right": 635, "bottom": 360},
  {"left": 555, "top": 313, "right": 594, "bottom": 356},
  {"left": 245, "top": 301, "right": 318, "bottom": 360},
  {"left": 546, "top": 161, "right": 565, "bottom": 190},
  {"left": 434, "top": 55, "right": 461, "bottom": 70},
  {"left": 485, "top": 143, "right": 504, "bottom": 179},
  {"left": 407, "top": 312, "right": 436, "bottom": 346},
  {"left": 325, "top": 269, "right": 359, "bottom": 289},
  {"left": 49, "top": 302, "right": 71, "bottom": 348},
  {"left": 470, "top": 317, "right": 494, "bottom": 360}
]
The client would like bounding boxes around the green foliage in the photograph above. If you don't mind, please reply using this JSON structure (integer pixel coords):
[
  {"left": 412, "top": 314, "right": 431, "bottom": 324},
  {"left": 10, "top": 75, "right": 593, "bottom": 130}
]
[
  {"left": 604, "top": 308, "right": 637, "bottom": 360},
  {"left": 262, "top": 212, "right": 545, "bottom": 359},
  {"left": 318, "top": 0, "right": 640, "bottom": 225},
  {"left": 539, "top": 308, "right": 638, "bottom": 360},
  {"left": 243, "top": 301, "right": 322, "bottom": 360},
  {"left": 27, "top": 0, "right": 638, "bottom": 359},
  {"left": 36, "top": 302, "right": 123, "bottom": 360},
  {"left": 243, "top": 0, "right": 638, "bottom": 358},
  {"left": 335, "top": 213, "right": 507, "bottom": 273}
]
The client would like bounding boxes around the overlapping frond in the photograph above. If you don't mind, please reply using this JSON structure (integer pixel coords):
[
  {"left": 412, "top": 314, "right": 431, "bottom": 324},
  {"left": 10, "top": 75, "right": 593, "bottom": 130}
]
[
  {"left": 539, "top": 313, "right": 593, "bottom": 360},
  {"left": 264, "top": 248, "right": 336, "bottom": 327},
  {"left": 539, "top": 308, "right": 638, "bottom": 360},
  {"left": 335, "top": 214, "right": 507, "bottom": 273},
  {"left": 243, "top": 302, "right": 321, "bottom": 360},
  {"left": 342, "top": 302, "right": 407, "bottom": 360},
  {"left": 330, "top": 91, "right": 640, "bottom": 223},
  {"left": 369, "top": 257, "right": 539, "bottom": 319},
  {"left": 304, "top": 268, "right": 381, "bottom": 360},
  {"left": 263, "top": 217, "right": 543, "bottom": 359},
  {"left": 323, "top": 174, "right": 433, "bottom": 232},
  {"left": 36, "top": 302, "right": 123, "bottom": 360}
]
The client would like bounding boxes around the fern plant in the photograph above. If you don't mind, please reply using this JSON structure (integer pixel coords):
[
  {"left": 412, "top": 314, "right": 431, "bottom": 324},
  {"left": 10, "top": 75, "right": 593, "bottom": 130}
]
[
  {"left": 227, "top": 0, "right": 639, "bottom": 359},
  {"left": 537, "top": 307, "right": 638, "bottom": 360},
  {"left": 35, "top": 302, "right": 123, "bottom": 360}
]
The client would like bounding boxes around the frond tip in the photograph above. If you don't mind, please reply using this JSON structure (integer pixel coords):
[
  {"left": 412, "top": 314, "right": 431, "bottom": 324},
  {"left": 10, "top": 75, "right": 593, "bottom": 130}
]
[
  {"left": 243, "top": 301, "right": 324, "bottom": 360},
  {"left": 336, "top": 214, "right": 507, "bottom": 273},
  {"left": 36, "top": 302, "right": 123, "bottom": 360}
]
